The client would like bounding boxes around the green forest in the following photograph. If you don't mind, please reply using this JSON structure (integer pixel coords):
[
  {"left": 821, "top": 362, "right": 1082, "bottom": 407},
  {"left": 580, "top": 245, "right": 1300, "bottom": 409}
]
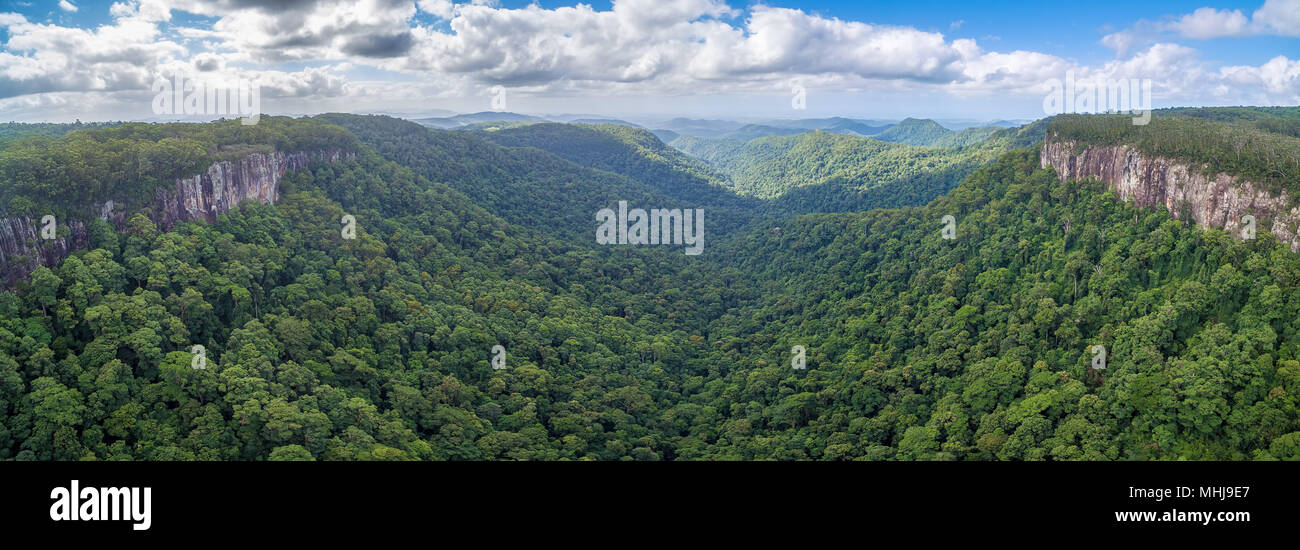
[
  {"left": 1047, "top": 112, "right": 1300, "bottom": 196},
  {"left": 1, "top": 110, "right": 1298, "bottom": 461},
  {"left": 0, "top": 118, "right": 358, "bottom": 217}
]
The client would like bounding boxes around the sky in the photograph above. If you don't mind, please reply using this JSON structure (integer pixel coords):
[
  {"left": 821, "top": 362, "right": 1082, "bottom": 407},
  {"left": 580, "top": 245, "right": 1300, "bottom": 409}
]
[{"left": 0, "top": 0, "right": 1296, "bottom": 123}]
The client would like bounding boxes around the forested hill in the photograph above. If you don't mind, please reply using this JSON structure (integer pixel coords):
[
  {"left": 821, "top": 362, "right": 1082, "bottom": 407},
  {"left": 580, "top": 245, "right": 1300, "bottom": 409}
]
[
  {"left": 670, "top": 129, "right": 1007, "bottom": 215},
  {"left": 0, "top": 116, "right": 756, "bottom": 460},
  {"left": 0, "top": 117, "right": 358, "bottom": 217},
  {"left": 705, "top": 148, "right": 1300, "bottom": 459},
  {"left": 0, "top": 122, "right": 123, "bottom": 150},
  {"left": 465, "top": 122, "right": 756, "bottom": 216},
  {"left": 1046, "top": 112, "right": 1300, "bottom": 197},
  {"left": 1, "top": 112, "right": 1298, "bottom": 461},
  {"left": 316, "top": 114, "right": 760, "bottom": 240},
  {"left": 870, "top": 117, "right": 953, "bottom": 145}
]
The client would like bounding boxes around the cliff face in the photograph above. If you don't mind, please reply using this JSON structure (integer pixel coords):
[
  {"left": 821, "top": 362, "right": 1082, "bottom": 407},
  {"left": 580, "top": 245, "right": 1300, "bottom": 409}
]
[
  {"left": 1041, "top": 136, "right": 1300, "bottom": 251},
  {"left": 149, "top": 150, "right": 350, "bottom": 231},
  {"left": 0, "top": 149, "right": 351, "bottom": 286},
  {"left": 0, "top": 216, "right": 88, "bottom": 286}
]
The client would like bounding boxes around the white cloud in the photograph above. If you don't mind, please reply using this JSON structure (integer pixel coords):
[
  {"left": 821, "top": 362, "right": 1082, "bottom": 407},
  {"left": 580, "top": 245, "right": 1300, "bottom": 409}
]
[
  {"left": 1165, "top": 7, "right": 1252, "bottom": 38},
  {"left": 1157, "top": 0, "right": 1300, "bottom": 38},
  {"left": 0, "top": 12, "right": 28, "bottom": 27},
  {"left": 1100, "top": 30, "right": 1139, "bottom": 57},
  {"left": 58, "top": 0, "right": 78, "bottom": 13},
  {"left": 1103, "top": 2, "right": 1298, "bottom": 60},
  {"left": 1220, "top": 55, "right": 1300, "bottom": 98},
  {"left": 0, "top": 0, "right": 1296, "bottom": 120},
  {"left": 1253, "top": 0, "right": 1300, "bottom": 36},
  {"left": 0, "top": 9, "right": 185, "bottom": 98}
]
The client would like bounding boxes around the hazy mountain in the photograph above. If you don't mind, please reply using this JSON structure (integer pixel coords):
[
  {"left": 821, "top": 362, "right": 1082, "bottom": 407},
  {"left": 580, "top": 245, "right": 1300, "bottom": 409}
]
[
  {"left": 717, "top": 124, "right": 807, "bottom": 141},
  {"left": 651, "top": 117, "right": 748, "bottom": 137},
  {"left": 758, "top": 117, "right": 895, "bottom": 135},
  {"left": 566, "top": 118, "right": 642, "bottom": 127},
  {"left": 871, "top": 117, "right": 954, "bottom": 146},
  {"left": 650, "top": 128, "right": 681, "bottom": 143},
  {"left": 928, "top": 125, "right": 1004, "bottom": 148},
  {"left": 414, "top": 111, "right": 548, "bottom": 129}
]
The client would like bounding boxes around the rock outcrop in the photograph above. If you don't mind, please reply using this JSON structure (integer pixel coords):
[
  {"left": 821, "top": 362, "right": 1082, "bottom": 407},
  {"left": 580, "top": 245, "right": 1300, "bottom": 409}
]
[
  {"left": 1041, "top": 135, "right": 1300, "bottom": 251},
  {"left": 0, "top": 149, "right": 351, "bottom": 286},
  {"left": 0, "top": 216, "right": 88, "bottom": 286}
]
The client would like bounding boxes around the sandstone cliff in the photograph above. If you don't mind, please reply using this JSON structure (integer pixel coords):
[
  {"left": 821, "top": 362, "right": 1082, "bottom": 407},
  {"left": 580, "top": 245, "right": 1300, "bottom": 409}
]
[
  {"left": 1041, "top": 135, "right": 1300, "bottom": 251},
  {"left": 0, "top": 149, "right": 351, "bottom": 286}
]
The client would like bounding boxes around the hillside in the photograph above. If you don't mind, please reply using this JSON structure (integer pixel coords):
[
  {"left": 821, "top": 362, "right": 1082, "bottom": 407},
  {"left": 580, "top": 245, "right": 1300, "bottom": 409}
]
[
  {"left": 670, "top": 129, "right": 1005, "bottom": 213},
  {"left": 318, "top": 114, "right": 757, "bottom": 241},
  {"left": 1047, "top": 113, "right": 1300, "bottom": 197},
  {"left": 930, "top": 125, "right": 1003, "bottom": 148},
  {"left": 0, "top": 116, "right": 751, "bottom": 461},
  {"left": 1, "top": 111, "right": 1298, "bottom": 462},
  {"left": 871, "top": 117, "right": 954, "bottom": 146},
  {"left": 0, "top": 122, "right": 123, "bottom": 149},
  {"left": 0, "top": 117, "right": 358, "bottom": 217},
  {"left": 703, "top": 148, "right": 1300, "bottom": 459},
  {"left": 1040, "top": 110, "right": 1300, "bottom": 253}
]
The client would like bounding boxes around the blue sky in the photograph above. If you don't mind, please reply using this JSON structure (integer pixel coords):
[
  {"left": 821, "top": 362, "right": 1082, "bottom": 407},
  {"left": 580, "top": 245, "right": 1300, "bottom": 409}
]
[{"left": 0, "top": 0, "right": 1296, "bottom": 122}]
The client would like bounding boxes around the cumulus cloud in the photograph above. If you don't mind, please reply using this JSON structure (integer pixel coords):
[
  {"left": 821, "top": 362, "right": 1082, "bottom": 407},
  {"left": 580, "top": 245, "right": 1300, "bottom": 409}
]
[
  {"left": 58, "top": 0, "right": 78, "bottom": 13},
  {"left": 1102, "top": 1, "right": 1298, "bottom": 59},
  {"left": 1158, "top": 0, "right": 1300, "bottom": 38},
  {"left": 1220, "top": 56, "right": 1300, "bottom": 98},
  {"left": 167, "top": 0, "right": 418, "bottom": 63},
  {"left": 0, "top": 0, "right": 1296, "bottom": 120},
  {"left": 1165, "top": 7, "right": 1252, "bottom": 38},
  {"left": 0, "top": 10, "right": 186, "bottom": 98},
  {"left": 1100, "top": 30, "right": 1140, "bottom": 57},
  {"left": 1253, "top": 0, "right": 1300, "bottom": 36}
]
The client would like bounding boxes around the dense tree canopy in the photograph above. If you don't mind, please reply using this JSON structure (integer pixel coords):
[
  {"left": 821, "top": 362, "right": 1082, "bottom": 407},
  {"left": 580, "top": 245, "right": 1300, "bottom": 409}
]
[
  {"left": 1, "top": 111, "right": 1297, "bottom": 460},
  {"left": 1048, "top": 112, "right": 1300, "bottom": 196},
  {"left": 0, "top": 117, "right": 358, "bottom": 217}
]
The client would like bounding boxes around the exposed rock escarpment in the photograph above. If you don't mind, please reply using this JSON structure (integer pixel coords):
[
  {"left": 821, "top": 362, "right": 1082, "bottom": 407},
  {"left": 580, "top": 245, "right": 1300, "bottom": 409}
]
[
  {"left": 0, "top": 149, "right": 351, "bottom": 286},
  {"left": 1041, "top": 135, "right": 1300, "bottom": 251},
  {"left": 0, "top": 216, "right": 88, "bottom": 285}
]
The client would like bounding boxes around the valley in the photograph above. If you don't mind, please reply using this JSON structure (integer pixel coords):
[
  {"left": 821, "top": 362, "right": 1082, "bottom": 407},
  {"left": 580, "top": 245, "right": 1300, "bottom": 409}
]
[{"left": 0, "top": 108, "right": 1298, "bottom": 461}]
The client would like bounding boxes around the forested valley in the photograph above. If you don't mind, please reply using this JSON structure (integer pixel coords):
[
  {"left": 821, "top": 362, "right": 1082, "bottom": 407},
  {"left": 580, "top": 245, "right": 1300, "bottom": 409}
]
[{"left": 2, "top": 109, "right": 1299, "bottom": 461}]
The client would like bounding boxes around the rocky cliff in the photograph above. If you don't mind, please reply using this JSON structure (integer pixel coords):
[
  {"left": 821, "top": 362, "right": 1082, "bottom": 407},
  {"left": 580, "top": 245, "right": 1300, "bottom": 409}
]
[
  {"left": 0, "top": 149, "right": 351, "bottom": 286},
  {"left": 1041, "top": 135, "right": 1300, "bottom": 251},
  {"left": 0, "top": 216, "right": 88, "bottom": 286}
]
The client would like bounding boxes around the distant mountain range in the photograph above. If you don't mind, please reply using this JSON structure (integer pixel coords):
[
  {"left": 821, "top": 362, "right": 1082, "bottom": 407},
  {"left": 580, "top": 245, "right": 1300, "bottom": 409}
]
[
  {"left": 414, "top": 111, "right": 549, "bottom": 129},
  {"left": 412, "top": 111, "right": 1025, "bottom": 148}
]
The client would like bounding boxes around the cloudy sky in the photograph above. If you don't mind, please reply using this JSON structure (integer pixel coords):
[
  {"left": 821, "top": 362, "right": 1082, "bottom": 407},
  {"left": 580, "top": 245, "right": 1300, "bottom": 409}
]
[{"left": 0, "top": 0, "right": 1296, "bottom": 122}]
